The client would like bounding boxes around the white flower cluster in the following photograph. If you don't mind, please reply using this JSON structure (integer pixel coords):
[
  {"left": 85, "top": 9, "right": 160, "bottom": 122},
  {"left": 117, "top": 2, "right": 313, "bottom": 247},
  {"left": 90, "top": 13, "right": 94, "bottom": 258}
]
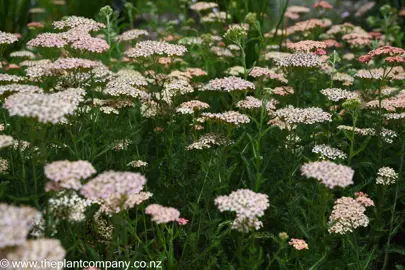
[
  {"left": 202, "top": 76, "right": 255, "bottom": 92},
  {"left": 127, "top": 160, "right": 148, "bottom": 168},
  {"left": 0, "top": 135, "right": 14, "bottom": 149},
  {"left": 4, "top": 88, "right": 85, "bottom": 124},
  {"left": 320, "top": 88, "right": 358, "bottom": 102},
  {"left": 249, "top": 67, "right": 288, "bottom": 83},
  {"left": 376, "top": 166, "right": 398, "bottom": 185},
  {"left": 0, "top": 74, "right": 25, "bottom": 83},
  {"left": 0, "top": 84, "right": 43, "bottom": 95},
  {"left": 145, "top": 204, "right": 180, "bottom": 224},
  {"left": 199, "top": 111, "right": 250, "bottom": 126},
  {"left": 49, "top": 191, "right": 91, "bottom": 222},
  {"left": 186, "top": 133, "right": 229, "bottom": 150},
  {"left": 0, "top": 31, "right": 18, "bottom": 44},
  {"left": 53, "top": 15, "right": 105, "bottom": 31},
  {"left": 328, "top": 196, "right": 372, "bottom": 234},
  {"left": 176, "top": 100, "right": 210, "bottom": 114},
  {"left": 301, "top": 161, "right": 354, "bottom": 189},
  {"left": 215, "top": 189, "right": 270, "bottom": 232},
  {"left": 337, "top": 126, "right": 397, "bottom": 143},
  {"left": 0, "top": 204, "right": 41, "bottom": 248},
  {"left": 116, "top": 29, "right": 149, "bottom": 42},
  {"left": 5, "top": 239, "right": 66, "bottom": 270},
  {"left": 125, "top": 40, "right": 187, "bottom": 58},
  {"left": 312, "top": 144, "right": 347, "bottom": 160},
  {"left": 275, "top": 106, "right": 332, "bottom": 125},
  {"left": 275, "top": 53, "right": 321, "bottom": 68},
  {"left": 10, "top": 50, "right": 35, "bottom": 59}
]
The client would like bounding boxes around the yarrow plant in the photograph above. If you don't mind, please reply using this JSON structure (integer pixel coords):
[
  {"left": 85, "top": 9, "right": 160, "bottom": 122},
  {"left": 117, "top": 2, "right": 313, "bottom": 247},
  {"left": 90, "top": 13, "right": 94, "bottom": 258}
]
[{"left": 1, "top": 1, "right": 405, "bottom": 269}]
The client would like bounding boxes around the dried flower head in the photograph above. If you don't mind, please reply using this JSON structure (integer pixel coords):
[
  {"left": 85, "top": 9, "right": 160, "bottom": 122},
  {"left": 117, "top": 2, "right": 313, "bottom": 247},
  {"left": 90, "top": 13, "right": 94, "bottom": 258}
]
[
  {"left": 145, "top": 204, "right": 180, "bottom": 224},
  {"left": 0, "top": 135, "right": 14, "bottom": 149},
  {"left": 301, "top": 161, "right": 354, "bottom": 189}
]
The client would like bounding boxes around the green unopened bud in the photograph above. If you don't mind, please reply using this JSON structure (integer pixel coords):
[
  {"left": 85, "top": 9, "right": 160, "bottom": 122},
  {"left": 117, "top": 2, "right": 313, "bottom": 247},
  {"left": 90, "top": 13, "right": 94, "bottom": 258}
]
[
  {"left": 100, "top": 5, "right": 113, "bottom": 17},
  {"left": 278, "top": 232, "right": 289, "bottom": 241},
  {"left": 187, "top": 18, "right": 195, "bottom": 25},
  {"left": 224, "top": 25, "right": 247, "bottom": 43},
  {"left": 201, "top": 33, "right": 213, "bottom": 44},
  {"left": 124, "top": 2, "right": 134, "bottom": 10},
  {"left": 342, "top": 98, "right": 361, "bottom": 111},
  {"left": 380, "top": 4, "right": 391, "bottom": 16},
  {"left": 245, "top": 12, "right": 257, "bottom": 24}
]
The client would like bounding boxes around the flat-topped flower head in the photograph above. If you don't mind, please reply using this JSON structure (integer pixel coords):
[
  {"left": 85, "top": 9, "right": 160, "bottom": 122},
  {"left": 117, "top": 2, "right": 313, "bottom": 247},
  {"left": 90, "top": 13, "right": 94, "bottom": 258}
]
[
  {"left": 125, "top": 40, "right": 187, "bottom": 58},
  {"left": 313, "top": 1, "right": 333, "bottom": 9},
  {"left": 45, "top": 160, "right": 96, "bottom": 190},
  {"left": 202, "top": 76, "right": 255, "bottom": 92},
  {"left": 0, "top": 31, "right": 19, "bottom": 45},
  {"left": 358, "top": 46, "right": 405, "bottom": 63},
  {"left": 312, "top": 144, "right": 347, "bottom": 160},
  {"left": 275, "top": 53, "right": 321, "bottom": 68},
  {"left": 71, "top": 36, "right": 109, "bottom": 53},
  {"left": 176, "top": 100, "right": 210, "bottom": 114},
  {"left": 215, "top": 189, "right": 269, "bottom": 232},
  {"left": 0, "top": 74, "right": 25, "bottom": 83},
  {"left": 0, "top": 203, "right": 40, "bottom": 248},
  {"left": 10, "top": 50, "right": 36, "bottom": 59},
  {"left": 249, "top": 67, "right": 288, "bottom": 83},
  {"left": 301, "top": 160, "right": 354, "bottom": 189},
  {"left": 320, "top": 88, "right": 358, "bottom": 102},
  {"left": 116, "top": 29, "right": 149, "bottom": 42},
  {"left": 80, "top": 171, "right": 146, "bottom": 202},
  {"left": 376, "top": 166, "right": 398, "bottom": 185},
  {"left": 53, "top": 16, "right": 105, "bottom": 31},
  {"left": 186, "top": 133, "right": 229, "bottom": 150},
  {"left": 199, "top": 111, "right": 250, "bottom": 126},
  {"left": 145, "top": 204, "right": 180, "bottom": 224},
  {"left": 4, "top": 88, "right": 84, "bottom": 124},
  {"left": 0, "top": 135, "right": 14, "bottom": 149},
  {"left": 328, "top": 196, "right": 373, "bottom": 234},
  {"left": 275, "top": 106, "right": 331, "bottom": 125},
  {"left": 5, "top": 239, "right": 66, "bottom": 266},
  {"left": 27, "top": 33, "right": 67, "bottom": 48},
  {"left": 190, "top": 2, "right": 218, "bottom": 11},
  {"left": 289, "top": 238, "right": 309, "bottom": 250},
  {"left": 49, "top": 190, "right": 91, "bottom": 222},
  {"left": 287, "top": 40, "right": 327, "bottom": 52}
]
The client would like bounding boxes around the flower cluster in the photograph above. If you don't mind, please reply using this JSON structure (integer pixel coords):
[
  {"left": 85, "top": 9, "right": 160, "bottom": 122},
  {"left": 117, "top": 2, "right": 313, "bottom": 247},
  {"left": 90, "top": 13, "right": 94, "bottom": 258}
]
[
  {"left": 320, "top": 88, "right": 358, "bottom": 102},
  {"left": 312, "top": 144, "right": 347, "bottom": 160},
  {"left": 145, "top": 204, "right": 180, "bottom": 224},
  {"left": 275, "top": 53, "right": 322, "bottom": 68},
  {"left": 198, "top": 111, "right": 250, "bottom": 126},
  {"left": 44, "top": 160, "right": 96, "bottom": 190},
  {"left": 328, "top": 196, "right": 373, "bottom": 234},
  {"left": 215, "top": 189, "right": 270, "bottom": 232},
  {"left": 202, "top": 76, "right": 255, "bottom": 92},
  {"left": 376, "top": 166, "right": 398, "bottom": 185},
  {"left": 301, "top": 161, "right": 354, "bottom": 189},
  {"left": 125, "top": 40, "right": 187, "bottom": 58},
  {"left": 186, "top": 133, "right": 229, "bottom": 150},
  {"left": 275, "top": 106, "right": 331, "bottom": 125}
]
